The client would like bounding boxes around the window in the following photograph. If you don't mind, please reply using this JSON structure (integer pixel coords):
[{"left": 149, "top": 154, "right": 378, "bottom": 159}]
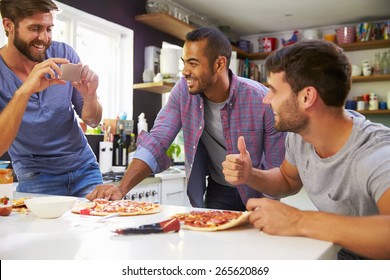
[{"left": 0, "top": 1, "right": 134, "bottom": 120}]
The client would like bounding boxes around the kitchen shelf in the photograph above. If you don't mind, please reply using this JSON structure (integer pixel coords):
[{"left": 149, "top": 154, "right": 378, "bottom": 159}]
[
  {"left": 356, "top": 110, "right": 390, "bottom": 115},
  {"left": 352, "top": 74, "right": 390, "bottom": 83},
  {"left": 135, "top": 13, "right": 390, "bottom": 93},
  {"left": 339, "top": 39, "right": 390, "bottom": 51},
  {"left": 135, "top": 13, "right": 193, "bottom": 41},
  {"left": 241, "top": 40, "right": 390, "bottom": 61},
  {"left": 133, "top": 81, "right": 175, "bottom": 94},
  {"left": 135, "top": 12, "right": 251, "bottom": 59}
]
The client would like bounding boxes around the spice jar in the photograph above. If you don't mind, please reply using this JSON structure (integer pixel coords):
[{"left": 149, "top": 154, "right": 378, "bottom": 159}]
[{"left": 0, "top": 169, "right": 14, "bottom": 216}]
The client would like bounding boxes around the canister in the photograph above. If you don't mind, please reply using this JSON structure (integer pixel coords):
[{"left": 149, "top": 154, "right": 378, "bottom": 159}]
[
  {"left": 369, "top": 93, "right": 378, "bottom": 110},
  {"left": 0, "top": 169, "right": 13, "bottom": 216}
]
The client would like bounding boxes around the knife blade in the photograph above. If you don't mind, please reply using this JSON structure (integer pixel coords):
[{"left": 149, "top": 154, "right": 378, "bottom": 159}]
[{"left": 113, "top": 218, "right": 180, "bottom": 234}]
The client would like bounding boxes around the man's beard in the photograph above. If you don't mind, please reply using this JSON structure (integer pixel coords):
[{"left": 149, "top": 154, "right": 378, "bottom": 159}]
[
  {"left": 14, "top": 30, "right": 50, "bottom": 62},
  {"left": 188, "top": 67, "right": 217, "bottom": 96},
  {"left": 274, "top": 96, "right": 309, "bottom": 133}
]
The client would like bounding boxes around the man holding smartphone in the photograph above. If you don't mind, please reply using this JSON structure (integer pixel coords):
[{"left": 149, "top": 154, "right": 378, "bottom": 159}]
[{"left": 0, "top": 0, "right": 103, "bottom": 197}]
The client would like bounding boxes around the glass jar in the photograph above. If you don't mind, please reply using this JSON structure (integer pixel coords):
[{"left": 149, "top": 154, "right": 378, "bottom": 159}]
[
  {"left": 0, "top": 169, "right": 13, "bottom": 184},
  {"left": 0, "top": 169, "right": 13, "bottom": 216},
  {"left": 381, "top": 52, "right": 389, "bottom": 75},
  {"left": 372, "top": 52, "right": 381, "bottom": 75}
]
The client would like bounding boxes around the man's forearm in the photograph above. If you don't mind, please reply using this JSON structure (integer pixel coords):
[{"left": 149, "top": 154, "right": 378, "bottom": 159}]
[
  {"left": 247, "top": 167, "right": 299, "bottom": 198},
  {"left": 81, "top": 94, "right": 102, "bottom": 127}
]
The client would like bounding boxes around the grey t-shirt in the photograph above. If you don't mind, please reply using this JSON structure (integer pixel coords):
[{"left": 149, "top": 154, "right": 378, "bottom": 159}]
[
  {"left": 285, "top": 110, "right": 390, "bottom": 216},
  {"left": 201, "top": 99, "right": 234, "bottom": 187}
]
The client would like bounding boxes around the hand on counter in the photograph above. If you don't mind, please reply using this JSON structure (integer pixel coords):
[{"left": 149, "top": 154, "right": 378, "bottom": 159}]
[{"left": 86, "top": 183, "right": 123, "bottom": 201}]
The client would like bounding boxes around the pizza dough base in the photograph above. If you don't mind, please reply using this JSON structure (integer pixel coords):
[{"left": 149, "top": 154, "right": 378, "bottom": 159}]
[{"left": 181, "top": 211, "right": 250, "bottom": 231}]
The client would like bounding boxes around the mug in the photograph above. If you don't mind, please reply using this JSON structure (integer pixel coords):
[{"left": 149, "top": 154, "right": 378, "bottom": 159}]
[
  {"left": 345, "top": 100, "right": 357, "bottom": 110},
  {"left": 262, "top": 37, "right": 277, "bottom": 52},
  {"left": 351, "top": 65, "right": 362, "bottom": 76},
  {"left": 362, "top": 60, "right": 371, "bottom": 68},
  {"left": 362, "top": 66, "right": 372, "bottom": 76},
  {"left": 357, "top": 100, "right": 366, "bottom": 111}
]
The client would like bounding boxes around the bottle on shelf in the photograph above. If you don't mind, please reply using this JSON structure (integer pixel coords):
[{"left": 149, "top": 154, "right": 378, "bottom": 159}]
[
  {"left": 380, "top": 51, "right": 389, "bottom": 74},
  {"left": 138, "top": 113, "right": 148, "bottom": 134},
  {"left": 127, "top": 133, "right": 137, "bottom": 166},
  {"left": 372, "top": 52, "right": 381, "bottom": 75},
  {"left": 115, "top": 123, "right": 127, "bottom": 166}
]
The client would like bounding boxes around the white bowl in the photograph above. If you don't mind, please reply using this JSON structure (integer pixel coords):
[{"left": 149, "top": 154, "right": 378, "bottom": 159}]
[{"left": 25, "top": 196, "right": 77, "bottom": 219}]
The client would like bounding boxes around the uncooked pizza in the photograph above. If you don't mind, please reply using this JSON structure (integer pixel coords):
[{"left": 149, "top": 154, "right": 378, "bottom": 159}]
[
  {"left": 171, "top": 210, "right": 250, "bottom": 231},
  {"left": 12, "top": 197, "right": 31, "bottom": 213},
  {"left": 71, "top": 198, "right": 162, "bottom": 216}
]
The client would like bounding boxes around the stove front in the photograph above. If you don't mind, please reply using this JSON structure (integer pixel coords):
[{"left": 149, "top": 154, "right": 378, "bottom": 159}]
[{"left": 102, "top": 171, "right": 161, "bottom": 204}]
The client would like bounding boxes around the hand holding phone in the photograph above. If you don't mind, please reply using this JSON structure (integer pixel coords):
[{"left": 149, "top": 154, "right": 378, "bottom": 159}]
[{"left": 59, "top": 63, "right": 82, "bottom": 82}]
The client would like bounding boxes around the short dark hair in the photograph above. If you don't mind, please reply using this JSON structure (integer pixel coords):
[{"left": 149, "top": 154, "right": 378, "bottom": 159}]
[
  {"left": 0, "top": 0, "right": 58, "bottom": 36},
  {"left": 265, "top": 40, "right": 352, "bottom": 107},
  {"left": 186, "top": 27, "right": 232, "bottom": 70}
]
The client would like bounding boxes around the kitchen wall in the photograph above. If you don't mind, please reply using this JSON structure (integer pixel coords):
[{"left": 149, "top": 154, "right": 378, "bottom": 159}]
[{"left": 58, "top": 0, "right": 183, "bottom": 131}]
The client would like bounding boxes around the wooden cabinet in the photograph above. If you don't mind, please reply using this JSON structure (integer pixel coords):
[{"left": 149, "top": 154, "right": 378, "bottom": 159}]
[{"left": 155, "top": 169, "right": 190, "bottom": 206}]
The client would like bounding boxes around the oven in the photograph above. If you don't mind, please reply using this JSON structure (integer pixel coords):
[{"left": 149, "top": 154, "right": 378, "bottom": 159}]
[{"left": 102, "top": 171, "right": 161, "bottom": 204}]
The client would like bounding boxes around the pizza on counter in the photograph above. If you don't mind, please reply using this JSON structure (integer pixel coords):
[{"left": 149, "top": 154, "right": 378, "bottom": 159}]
[
  {"left": 71, "top": 198, "right": 162, "bottom": 216},
  {"left": 171, "top": 210, "right": 250, "bottom": 231},
  {"left": 12, "top": 197, "right": 31, "bottom": 213}
]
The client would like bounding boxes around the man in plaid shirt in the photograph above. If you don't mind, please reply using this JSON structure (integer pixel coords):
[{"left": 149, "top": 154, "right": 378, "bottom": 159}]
[{"left": 88, "top": 27, "right": 285, "bottom": 210}]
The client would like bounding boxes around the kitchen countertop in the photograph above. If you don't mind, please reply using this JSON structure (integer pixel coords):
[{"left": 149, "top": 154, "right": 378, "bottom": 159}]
[
  {"left": 155, "top": 166, "right": 185, "bottom": 180},
  {"left": 0, "top": 192, "right": 340, "bottom": 260}
]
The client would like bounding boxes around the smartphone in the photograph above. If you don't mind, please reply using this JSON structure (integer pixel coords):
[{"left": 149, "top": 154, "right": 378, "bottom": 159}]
[{"left": 59, "top": 63, "right": 82, "bottom": 82}]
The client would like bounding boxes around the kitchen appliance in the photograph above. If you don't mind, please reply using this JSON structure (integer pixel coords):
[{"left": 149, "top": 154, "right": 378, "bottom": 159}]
[
  {"left": 102, "top": 171, "right": 161, "bottom": 204},
  {"left": 160, "top": 47, "right": 181, "bottom": 77},
  {"left": 99, "top": 142, "right": 113, "bottom": 173},
  {"left": 144, "top": 46, "right": 161, "bottom": 76}
]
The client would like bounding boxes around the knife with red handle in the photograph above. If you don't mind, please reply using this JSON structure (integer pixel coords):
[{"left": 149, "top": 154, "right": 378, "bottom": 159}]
[{"left": 113, "top": 218, "right": 180, "bottom": 234}]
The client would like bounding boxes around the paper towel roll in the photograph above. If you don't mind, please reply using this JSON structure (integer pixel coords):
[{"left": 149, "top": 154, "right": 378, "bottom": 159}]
[{"left": 99, "top": 142, "right": 113, "bottom": 173}]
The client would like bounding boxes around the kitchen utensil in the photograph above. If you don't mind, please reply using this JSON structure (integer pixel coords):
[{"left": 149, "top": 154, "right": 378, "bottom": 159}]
[
  {"left": 113, "top": 218, "right": 180, "bottom": 234},
  {"left": 97, "top": 213, "right": 120, "bottom": 223}
]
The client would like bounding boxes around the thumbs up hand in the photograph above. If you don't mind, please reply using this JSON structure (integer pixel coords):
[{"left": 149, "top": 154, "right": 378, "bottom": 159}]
[{"left": 222, "top": 136, "right": 253, "bottom": 185}]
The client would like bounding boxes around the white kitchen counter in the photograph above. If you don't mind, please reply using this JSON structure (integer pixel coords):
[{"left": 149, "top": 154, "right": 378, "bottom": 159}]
[{"left": 0, "top": 193, "right": 339, "bottom": 260}]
